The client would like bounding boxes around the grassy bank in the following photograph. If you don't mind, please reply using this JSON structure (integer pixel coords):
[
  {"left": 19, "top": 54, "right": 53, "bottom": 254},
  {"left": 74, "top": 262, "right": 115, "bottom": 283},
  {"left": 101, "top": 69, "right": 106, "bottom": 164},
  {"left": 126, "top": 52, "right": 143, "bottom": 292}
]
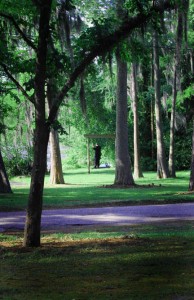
[
  {"left": 1, "top": 222, "right": 194, "bottom": 299},
  {"left": 0, "top": 169, "right": 193, "bottom": 211}
]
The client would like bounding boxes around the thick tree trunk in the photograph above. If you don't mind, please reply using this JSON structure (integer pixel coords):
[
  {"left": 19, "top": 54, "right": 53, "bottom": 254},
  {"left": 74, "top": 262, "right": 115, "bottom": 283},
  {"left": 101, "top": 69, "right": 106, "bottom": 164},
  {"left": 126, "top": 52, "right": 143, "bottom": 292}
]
[
  {"left": 114, "top": 51, "right": 135, "bottom": 186},
  {"left": 0, "top": 149, "right": 12, "bottom": 193},
  {"left": 23, "top": 123, "right": 49, "bottom": 247},
  {"left": 131, "top": 62, "right": 143, "bottom": 178},
  {"left": 50, "top": 129, "right": 65, "bottom": 184},
  {"left": 189, "top": 119, "right": 194, "bottom": 191},
  {"left": 23, "top": 0, "right": 52, "bottom": 247},
  {"left": 153, "top": 30, "right": 169, "bottom": 179}
]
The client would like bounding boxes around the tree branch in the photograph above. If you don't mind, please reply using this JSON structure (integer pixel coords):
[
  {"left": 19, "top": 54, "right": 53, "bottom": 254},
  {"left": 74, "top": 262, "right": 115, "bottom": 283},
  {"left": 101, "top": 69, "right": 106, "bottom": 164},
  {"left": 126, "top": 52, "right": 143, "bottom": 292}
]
[
  {"left": 48, "top": 0, "right": 175, "bottom": 124},
  {"left": 0, "top": 13, "right": 37, "bottom": 51},
  {"left": 1, "top": 63, "right": 35, "bottom": 105}
]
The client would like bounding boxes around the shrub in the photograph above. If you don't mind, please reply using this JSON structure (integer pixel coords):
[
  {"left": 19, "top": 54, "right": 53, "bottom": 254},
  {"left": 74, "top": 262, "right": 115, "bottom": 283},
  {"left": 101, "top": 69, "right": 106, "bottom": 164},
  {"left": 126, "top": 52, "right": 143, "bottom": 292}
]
[{"left": 2, "top": 147, "right": 33, "bottom": 177}]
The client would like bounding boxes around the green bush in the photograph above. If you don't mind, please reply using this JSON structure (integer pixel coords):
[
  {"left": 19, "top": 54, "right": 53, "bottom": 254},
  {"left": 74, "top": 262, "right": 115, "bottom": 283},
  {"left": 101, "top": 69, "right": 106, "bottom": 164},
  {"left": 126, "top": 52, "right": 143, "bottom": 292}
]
[
  {"left": 4, "top": 156, "right": 32, "bottom": 177},
  {"left": 2, "top": 148, "right": 33, "bottom": 177}
]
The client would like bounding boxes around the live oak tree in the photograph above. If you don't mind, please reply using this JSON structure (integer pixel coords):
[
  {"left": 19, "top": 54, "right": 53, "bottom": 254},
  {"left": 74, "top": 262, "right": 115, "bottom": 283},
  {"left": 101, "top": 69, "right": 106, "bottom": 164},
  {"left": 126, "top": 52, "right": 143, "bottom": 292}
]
[{"left": 0, "top": 0, "right": 177, "bottom": 246}]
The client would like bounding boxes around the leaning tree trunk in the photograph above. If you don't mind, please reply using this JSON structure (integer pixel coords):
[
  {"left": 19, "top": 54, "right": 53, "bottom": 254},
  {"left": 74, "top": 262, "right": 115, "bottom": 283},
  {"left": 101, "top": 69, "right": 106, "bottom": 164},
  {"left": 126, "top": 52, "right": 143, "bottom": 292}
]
[
  {"left": 50, "top": 129, "right": 65, "bottom": 184},
  {"left": 131, "top": 62, "right": 143, "bottom": 179},
  {"left": 153, "top": 30, "right": 169, "bottom": 179},
  {"left": 114, "top": 51, "right": 135, "bottom": 186},
  {"left": 0, "top": 149, "right": 12, "bottom": 193},
  {"left": 189, "top": 118, "right": 194, "bottom": 191},
  {"left": 23, "top": 0, "right": 52, "bottom": 247}
]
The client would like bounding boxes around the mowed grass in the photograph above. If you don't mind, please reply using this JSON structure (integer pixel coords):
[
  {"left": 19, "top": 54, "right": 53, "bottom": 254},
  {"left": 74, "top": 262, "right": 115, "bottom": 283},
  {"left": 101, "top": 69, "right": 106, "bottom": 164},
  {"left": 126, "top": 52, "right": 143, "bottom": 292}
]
[
  {"left": 0, "top": 168, "right": 193, "bottom": 211},
  {"left": 1, "top": 169, "right": 194, "bottom": 299},
  {"left": 1, "top": 222, "right": 194, "bottom": 299}
]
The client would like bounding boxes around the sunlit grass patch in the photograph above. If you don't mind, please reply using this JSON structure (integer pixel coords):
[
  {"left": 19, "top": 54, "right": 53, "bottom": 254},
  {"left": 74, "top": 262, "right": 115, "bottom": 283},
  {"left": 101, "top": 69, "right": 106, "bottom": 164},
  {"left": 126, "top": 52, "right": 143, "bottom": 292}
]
[{"left": 1, "top": 169, "right": 192, "bottom": 212}]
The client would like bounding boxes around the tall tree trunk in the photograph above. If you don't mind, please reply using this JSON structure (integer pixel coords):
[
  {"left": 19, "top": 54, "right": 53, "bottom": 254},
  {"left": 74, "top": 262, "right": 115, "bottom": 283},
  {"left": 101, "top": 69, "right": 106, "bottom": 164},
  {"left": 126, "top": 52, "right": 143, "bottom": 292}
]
[
  {"left": 153, "top": 30, "right": 169, "bottom": 179},
  {"left": 131, "top": 62, "right": 143, "bottom": 178},
  {"left": 24, "top": 99, "right": 34, "bottom": 149},
  {"left": 114, "top": 51, "right": 135, "bottom": 186},
  {"left": 0, "top": 149, "right": 12, "bottom": 193},
  {"left": 169, "top": 9, "right": 183, "bottom": 177},
  {"left": 47, "top": 80, "right": 65, "bottom": 184},
  {"left": 169, "top": 66, "right": 176, "bottom": 177},
  {"left": 151, "top": 56, "right": 155, "bottom": 161},
  {"left": 189, "top": 118, "right": 194, "bottom": 191},
  {"left": 151, "top": 97, "right": 155, "bottom": 160},
  {"left": 23, "top": 0, "right": 52, "bottom": 247},
  {"left": 190, "top": 51, "right": 194, "bottom": 74},
  {"left": 50, "top": 129, "right": 65, "bottom": 184}
]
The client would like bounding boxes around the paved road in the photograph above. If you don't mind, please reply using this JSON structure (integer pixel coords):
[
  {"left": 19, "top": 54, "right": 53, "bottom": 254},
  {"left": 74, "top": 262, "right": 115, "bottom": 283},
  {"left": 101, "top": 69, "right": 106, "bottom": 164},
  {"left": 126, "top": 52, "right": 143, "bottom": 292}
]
[{"left": 1, "top": 203, "right": 194, "bottom": 232}]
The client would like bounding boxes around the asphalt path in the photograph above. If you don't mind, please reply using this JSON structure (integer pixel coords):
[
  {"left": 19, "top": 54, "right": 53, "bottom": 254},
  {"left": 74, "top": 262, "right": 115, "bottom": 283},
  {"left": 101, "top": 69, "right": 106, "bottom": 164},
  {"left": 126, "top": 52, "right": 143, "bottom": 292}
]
[{"left": 1, "top": 203, "right": 194, "bottom": 232}]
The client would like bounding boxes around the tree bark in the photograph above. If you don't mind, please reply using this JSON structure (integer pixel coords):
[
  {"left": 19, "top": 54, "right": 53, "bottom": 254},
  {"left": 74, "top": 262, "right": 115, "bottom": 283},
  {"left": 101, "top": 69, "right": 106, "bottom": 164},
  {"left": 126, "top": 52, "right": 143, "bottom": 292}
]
[
  {"left": 131, "top": 62, "right": 143, "bottom": 178},
  {"left": 0, "top": 149, "right": 12, "bottom": 193},
  {"left": 47, "top": 80, "right": 65, "bottom": 184},
  {"left": 114, "top": 51, "right": 135, "bottom": 186},
  {"left": 23, "top": 123, "right": 49, "bottom": 247},
  {"left": 169, "top": 66, "right": 176, "bottom": 177},
  {"left": 151, "top": 97, "right": 155, "bottom": 160},
  {"left": 189, "top": 118, "right": 194, "bottom": 191},
  {"left": 23, "top": 0, "right": 52, "bottom": 247},
  {"left": 50, "top": 129, "right": 65, "bottom": 184},
  {"left": 24, "top": 99, "right": 34, "bottom": 149},
  {"left": 153, "top": 30, "right": 169, "bottom": 179},
  {"left": 169, "top": 9, "right": 183, "bottom": 177}
]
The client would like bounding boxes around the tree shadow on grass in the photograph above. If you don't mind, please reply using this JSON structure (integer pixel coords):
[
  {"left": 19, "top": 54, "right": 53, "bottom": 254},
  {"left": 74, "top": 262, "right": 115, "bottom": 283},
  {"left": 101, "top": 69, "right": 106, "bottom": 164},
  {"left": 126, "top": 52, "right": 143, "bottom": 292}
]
[{"left": 1, "top": 234, "right": 194, "bottom": 300}]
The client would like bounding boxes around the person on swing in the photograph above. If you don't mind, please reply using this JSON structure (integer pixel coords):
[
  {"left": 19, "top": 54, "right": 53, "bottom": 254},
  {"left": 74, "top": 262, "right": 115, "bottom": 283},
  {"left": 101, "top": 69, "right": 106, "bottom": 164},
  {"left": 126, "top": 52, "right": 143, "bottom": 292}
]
[{"left": 93, "top": 143, "right": 101, "bottom": 168}]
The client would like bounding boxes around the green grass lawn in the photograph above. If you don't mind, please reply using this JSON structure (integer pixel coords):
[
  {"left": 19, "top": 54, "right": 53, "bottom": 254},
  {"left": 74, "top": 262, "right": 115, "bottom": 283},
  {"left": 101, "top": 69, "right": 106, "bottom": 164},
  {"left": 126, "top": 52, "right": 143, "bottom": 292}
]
[
  {"left": 0, "top": 168, "right": 193, "bottom": 211},
  {"left": 1, "top": 169, "right": 194, "bottom": 299},
  {"left": 1, "top": 222, "right": 194, "bottom": 299}
]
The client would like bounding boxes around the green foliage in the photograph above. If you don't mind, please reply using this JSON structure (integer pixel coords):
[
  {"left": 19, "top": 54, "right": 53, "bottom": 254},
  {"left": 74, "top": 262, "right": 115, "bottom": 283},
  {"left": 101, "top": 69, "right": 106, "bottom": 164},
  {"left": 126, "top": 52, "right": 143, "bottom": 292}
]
[
  {"left": 61, "top": 129, "right": 87, "bottom": 168},
  {"left": 3, "top": 148, "right": 33, "bottom": 177},
  {"left": 4, "top": 156, "right": 32, "bottom": 177},
  {"left": 124, "top": 0, "right": 152, "bottom": 16},
  {"left": 174, "top": 128, "right": 192, "bottom": 170},
  {"left": 0, "top": 0, "right": 193, "bottom": 180},
  {"left": 180, "top": 84, "right": 194, "bottom": 100},
  {"left": 50, "top": 120, "right": 68, "bottom": 136}
]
